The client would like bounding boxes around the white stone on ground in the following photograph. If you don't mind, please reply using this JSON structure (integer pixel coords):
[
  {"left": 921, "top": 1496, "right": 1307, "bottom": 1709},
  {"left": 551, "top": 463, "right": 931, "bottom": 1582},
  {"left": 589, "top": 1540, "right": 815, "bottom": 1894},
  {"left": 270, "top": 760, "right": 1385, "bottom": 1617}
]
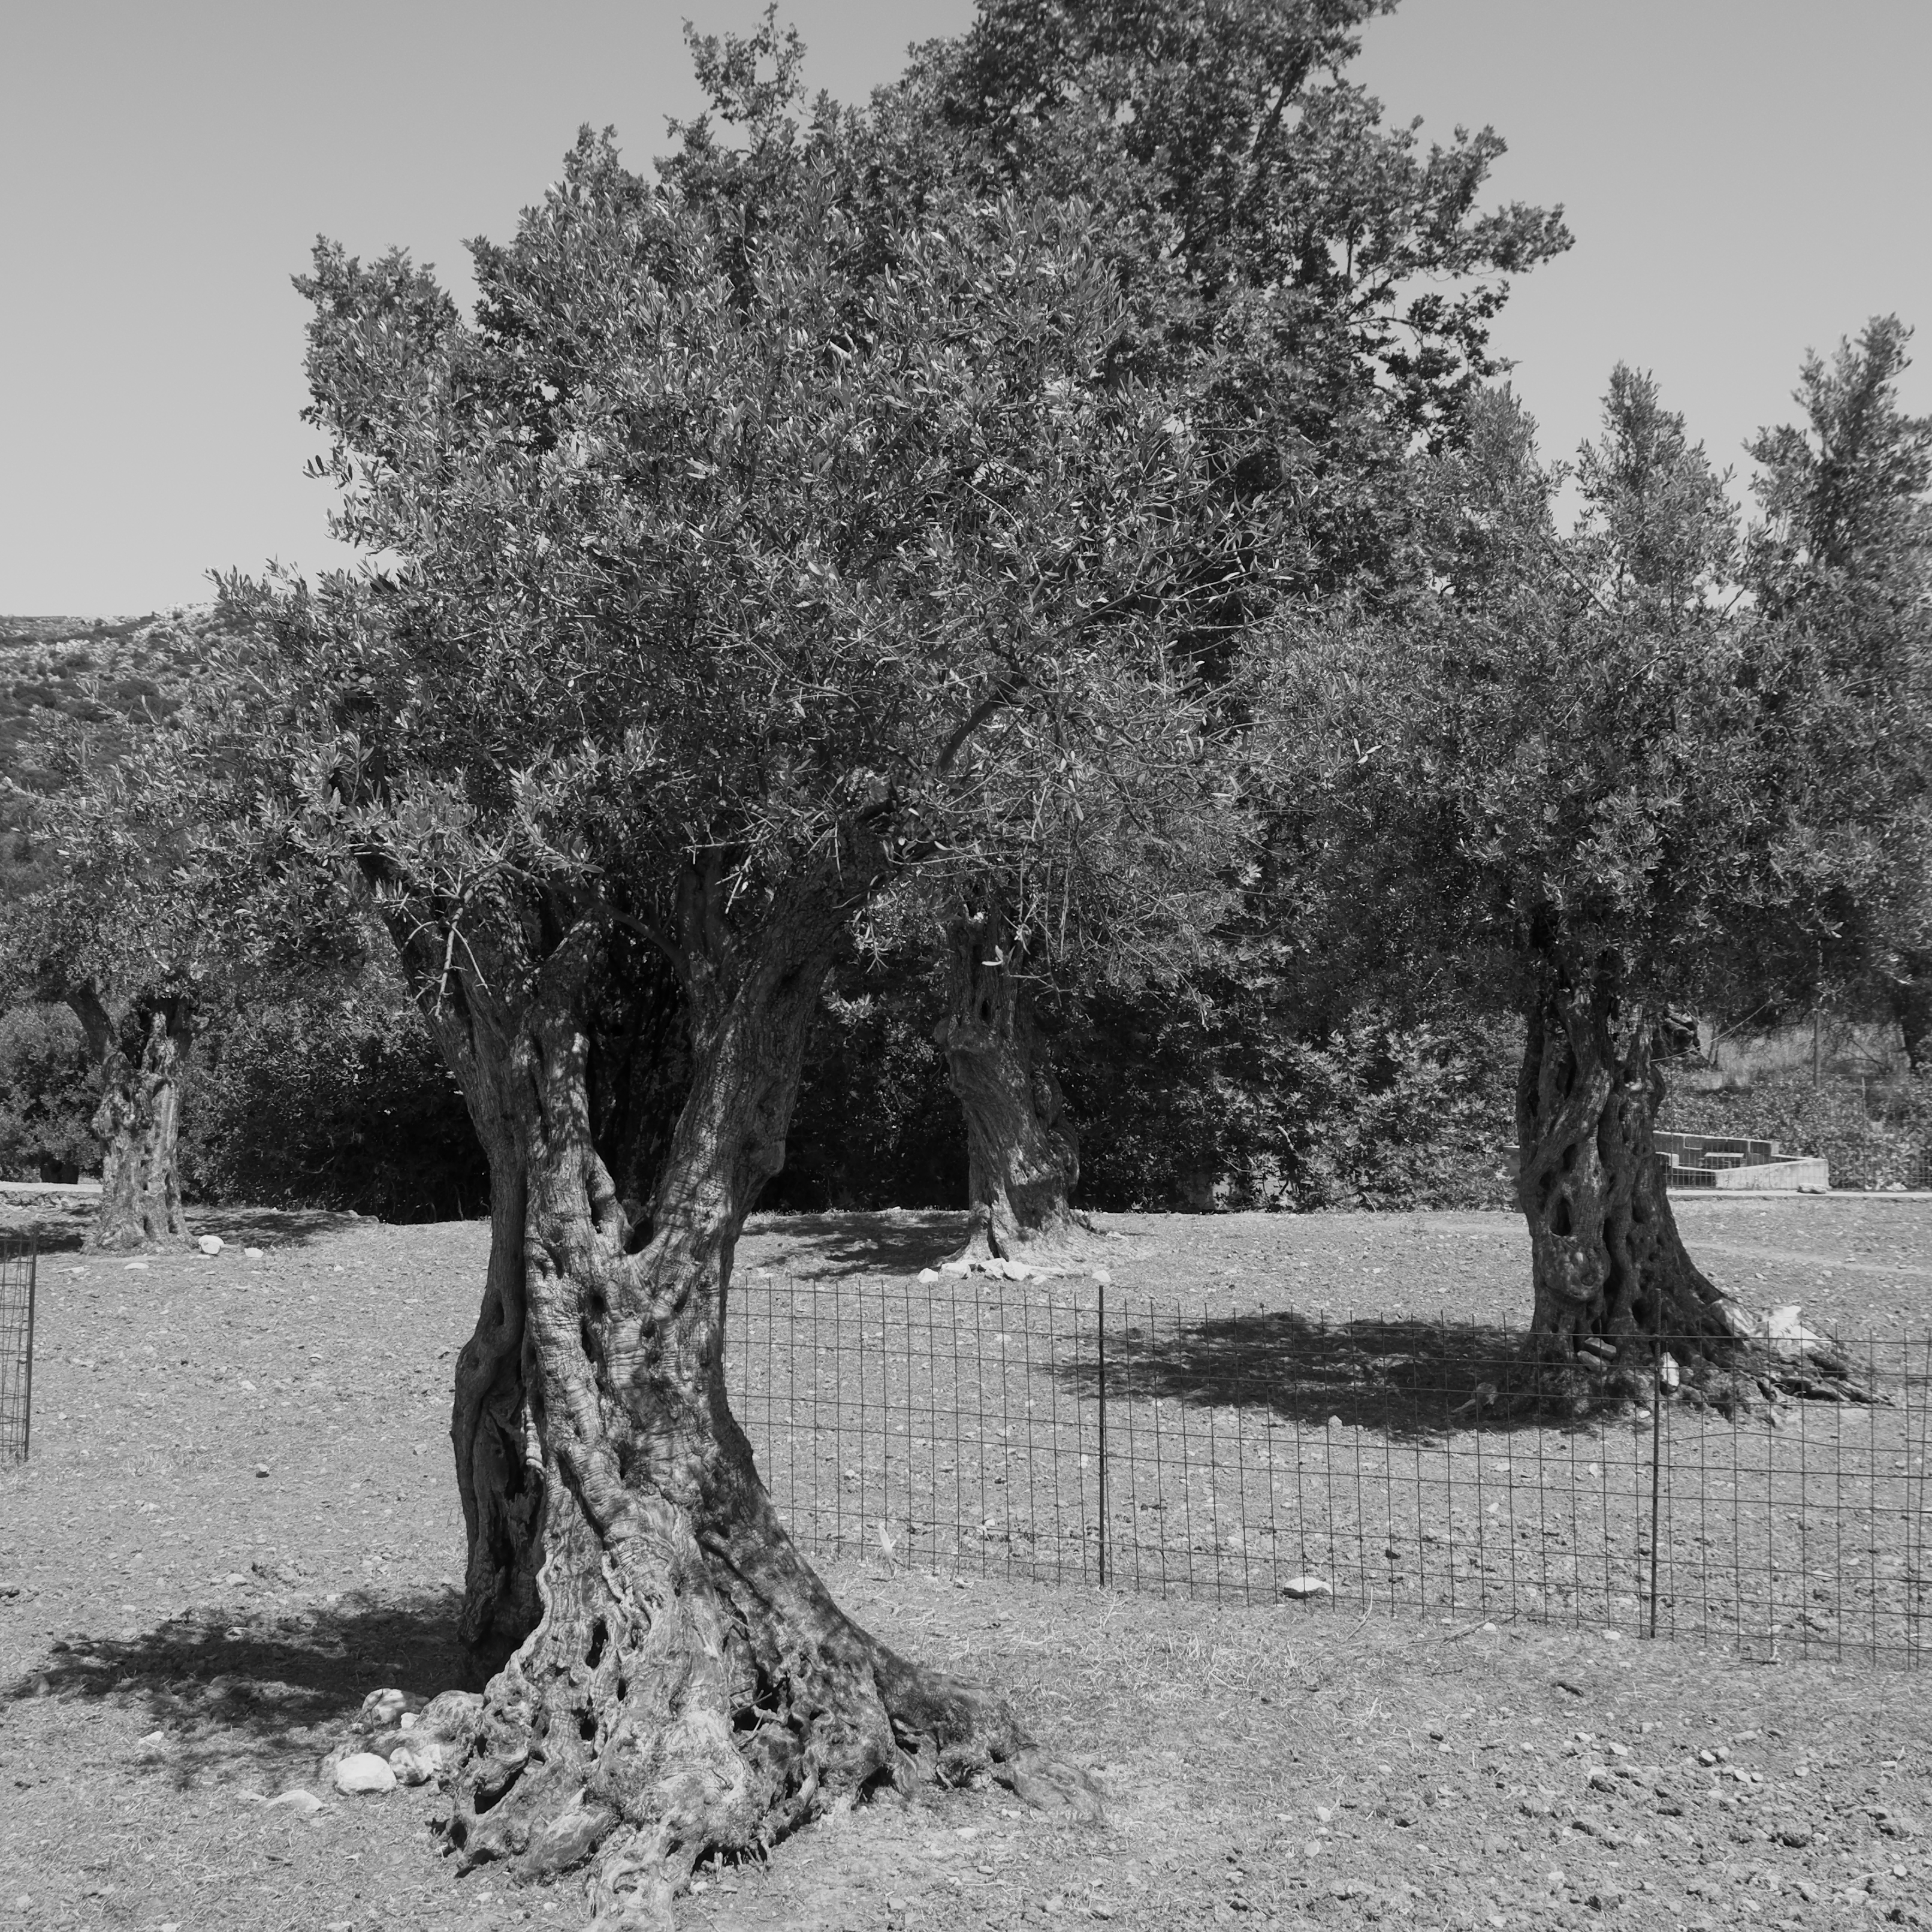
[
  {"left": 1280, "top": 1575, "right": 1333, "bottom": 1599},
  {"left": 265, "top": 1788, "right": 325, "bottom": 1816},
  {"left": 197, "top": 1234, "right": 224, "bottom": 1255},
  {"left": 334, "top": 1752, "right": 397, "bottom": 1795},
  {"left": 388, "top": 1741, "right": 442, "bottom": 1785}
]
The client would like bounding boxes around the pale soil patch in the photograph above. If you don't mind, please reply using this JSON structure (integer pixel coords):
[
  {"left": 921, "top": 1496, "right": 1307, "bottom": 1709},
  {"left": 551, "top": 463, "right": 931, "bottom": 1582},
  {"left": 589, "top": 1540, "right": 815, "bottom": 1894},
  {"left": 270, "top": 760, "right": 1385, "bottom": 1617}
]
[{"left": 1, "top": 1202, "right": 1927, "bottom": 1930}]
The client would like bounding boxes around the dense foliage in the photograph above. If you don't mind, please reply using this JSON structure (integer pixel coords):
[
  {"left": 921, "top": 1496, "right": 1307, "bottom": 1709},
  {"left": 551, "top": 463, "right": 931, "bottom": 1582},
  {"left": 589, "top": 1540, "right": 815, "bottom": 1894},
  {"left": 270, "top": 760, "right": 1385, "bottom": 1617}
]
[
  {"left": 180, "top": 969, "right": 488, "bottom": 1221},
  {"left": 0, "top": 1002, "right": 94, "bottom": 1181}
]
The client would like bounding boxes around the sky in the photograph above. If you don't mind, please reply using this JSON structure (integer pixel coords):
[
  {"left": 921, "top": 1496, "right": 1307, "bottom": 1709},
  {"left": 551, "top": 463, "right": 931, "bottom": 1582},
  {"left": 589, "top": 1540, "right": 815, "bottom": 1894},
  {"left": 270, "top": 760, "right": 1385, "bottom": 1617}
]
[{"left": 2, "top": 0, "right": 1927, "bottom": 617}]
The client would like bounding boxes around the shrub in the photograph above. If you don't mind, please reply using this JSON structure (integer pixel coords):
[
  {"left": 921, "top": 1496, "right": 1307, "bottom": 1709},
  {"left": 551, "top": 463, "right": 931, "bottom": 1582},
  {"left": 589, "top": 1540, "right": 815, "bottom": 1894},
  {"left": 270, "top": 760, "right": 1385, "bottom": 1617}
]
[
  {"left": 1065, "top": 994, "right": 1518, "bottom": 1213},
  {"left": 181, "top": 976, "right": 486, "bottom": 1220},
  {"left": 0, "top": 1002, "right": 95, "bottom": 1181}
]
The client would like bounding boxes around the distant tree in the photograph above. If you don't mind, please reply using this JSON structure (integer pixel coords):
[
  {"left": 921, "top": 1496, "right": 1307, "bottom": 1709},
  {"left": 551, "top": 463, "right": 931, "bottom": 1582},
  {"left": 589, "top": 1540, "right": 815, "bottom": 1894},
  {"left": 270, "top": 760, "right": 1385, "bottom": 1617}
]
[
  {"left": 1745, "top": 316, "right": 1932, "bottom": 1066},
  {"left": 871, "top": 0, "right": 1572, "bottom": 1253},
  {"left": 0, "top": 631, "right": 221, "bottom": 1249},
  {"left": 233, "top": 59, "right": 1251, "bottom": 1904},
  {"left": 1270, "top": 373, "right": 1877, "bottom": 1403}
]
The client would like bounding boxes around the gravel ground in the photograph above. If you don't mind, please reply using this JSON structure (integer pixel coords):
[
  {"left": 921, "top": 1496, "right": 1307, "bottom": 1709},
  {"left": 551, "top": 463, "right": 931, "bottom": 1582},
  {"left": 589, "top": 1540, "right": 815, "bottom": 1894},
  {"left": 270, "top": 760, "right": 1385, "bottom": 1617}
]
[{"left": 1, "top": 1199, "right": 1928, "bottom": 1930}]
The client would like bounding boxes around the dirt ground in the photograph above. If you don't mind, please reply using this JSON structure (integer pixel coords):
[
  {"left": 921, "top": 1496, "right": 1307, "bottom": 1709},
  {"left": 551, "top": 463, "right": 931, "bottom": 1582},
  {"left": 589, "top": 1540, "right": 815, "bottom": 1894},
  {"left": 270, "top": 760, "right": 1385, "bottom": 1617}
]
[{"left": 2, "top": 1198, "right": 1929, "bottom": 1930}]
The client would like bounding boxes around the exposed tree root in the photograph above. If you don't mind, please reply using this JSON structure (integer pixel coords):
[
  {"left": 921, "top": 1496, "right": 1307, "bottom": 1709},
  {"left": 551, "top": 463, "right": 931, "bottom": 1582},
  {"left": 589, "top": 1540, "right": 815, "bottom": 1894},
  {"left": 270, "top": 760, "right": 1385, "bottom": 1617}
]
[
  {"left": 423, "top": 1471, "right": 1094, "bottom": 1925},
  {"left": 395, "top": 909, "right": 1101, "bottom": 1929}
]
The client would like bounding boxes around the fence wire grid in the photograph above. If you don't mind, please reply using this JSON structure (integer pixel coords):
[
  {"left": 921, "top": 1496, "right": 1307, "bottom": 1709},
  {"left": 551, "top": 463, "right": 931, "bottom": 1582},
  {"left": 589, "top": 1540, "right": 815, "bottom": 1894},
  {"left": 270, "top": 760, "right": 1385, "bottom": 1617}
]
[
  {"left": 728, "top": 1271, "right": 1932, "bottom": 1665},
  {"left": 0, "top": 1237, "right": 35, "bottom": 1463}
]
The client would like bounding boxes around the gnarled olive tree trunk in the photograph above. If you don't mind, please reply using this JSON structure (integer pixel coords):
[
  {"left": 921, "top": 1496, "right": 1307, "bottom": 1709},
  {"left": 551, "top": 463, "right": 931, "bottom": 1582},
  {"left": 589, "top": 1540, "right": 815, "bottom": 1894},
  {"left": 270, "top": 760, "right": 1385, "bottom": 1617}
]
[
  {"left": 73, "top": 990, "right": 191, "bottom": 1252},
  {"left": 425, "top": 949, "right": 691, "bottom": 1684},
  {"left": 1517, "top": 967, "right": 1857, "bottom": 1407},
  {"left": 424, "top": 893, "right": 1091, "bottom": 1927},
  {"left": 935, "top": 907, "right": 1086, "bottom": 1262},
  {"left": 422, "top": 994, "right": 546, "bottom": 1683}
]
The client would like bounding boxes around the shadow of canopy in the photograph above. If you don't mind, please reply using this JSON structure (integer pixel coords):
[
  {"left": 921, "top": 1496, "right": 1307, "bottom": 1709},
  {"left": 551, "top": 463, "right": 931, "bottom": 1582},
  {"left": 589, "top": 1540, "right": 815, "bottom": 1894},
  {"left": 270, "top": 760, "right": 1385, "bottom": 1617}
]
[
  {"left": 2, "top": 1586, "right": 473, "bottom": 1791},
  {"left": 1055, "top": 1309, "right": 1608, "bottom": 1441}
]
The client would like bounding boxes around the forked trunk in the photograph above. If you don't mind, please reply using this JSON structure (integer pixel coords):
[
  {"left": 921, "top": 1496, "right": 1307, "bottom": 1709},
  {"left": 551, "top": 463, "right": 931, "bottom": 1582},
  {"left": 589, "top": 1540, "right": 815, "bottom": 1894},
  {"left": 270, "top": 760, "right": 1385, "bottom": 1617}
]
[
  {"left": 433, "top": 992, "right": 547, "bottom": 1680},
  {"left": 1517, "top": 969, "right": 1859, "bottom": 1408},
  {"left": 431, "top": 952, "right": 689, "bottom": 1682},
  {"left": 433, "top": 903, "right": 1092, "bottom": 1927},
  {"left": 81, "top": 1001, "right": 190, "bottom": 1252},
  {"left": 935, "top": 908, "right": 1086, "bottom": 1263}
]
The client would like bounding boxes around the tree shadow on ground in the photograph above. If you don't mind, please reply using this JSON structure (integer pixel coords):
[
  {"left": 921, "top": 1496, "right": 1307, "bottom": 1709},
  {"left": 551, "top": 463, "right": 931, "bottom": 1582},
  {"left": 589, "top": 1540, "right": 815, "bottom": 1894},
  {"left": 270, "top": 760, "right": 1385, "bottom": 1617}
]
[
  {"left": 0, "top": 1203, "right": 355, "bottom": 1255},
  {"left": 191, "top": 1205, "right": 364, "bottom": 1248},
  {"left": 739, "top": 1209, "right": 970, "bottom": 1281},
  {"left": 1056, "top": 1310, "right": 1608, "bottom": 1441},
  {"left": 1, "top": 1586, "right": 472, "bottom": 1791}
]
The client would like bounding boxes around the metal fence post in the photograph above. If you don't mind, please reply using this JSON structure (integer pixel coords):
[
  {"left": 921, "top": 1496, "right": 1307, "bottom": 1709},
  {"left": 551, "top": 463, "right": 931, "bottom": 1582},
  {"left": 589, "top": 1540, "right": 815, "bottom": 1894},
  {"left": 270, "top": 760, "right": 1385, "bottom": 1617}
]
[
  {"left": 22, "top": 1239, "right": 34, "bottom": 1462},
  {"left": 1648, "top": 1320, "right": 1663, "bottom": 1640},
  {"left": 1096, "top": 1279, "right": 1109, "bottom": 1587}
]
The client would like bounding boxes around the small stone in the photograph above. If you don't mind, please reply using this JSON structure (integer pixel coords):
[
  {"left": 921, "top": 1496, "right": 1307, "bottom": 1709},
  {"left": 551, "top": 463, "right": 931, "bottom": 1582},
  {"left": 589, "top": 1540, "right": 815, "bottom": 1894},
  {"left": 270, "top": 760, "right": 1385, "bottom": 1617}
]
[
  {"left": 254, "top": 1465, "right": 269, "bottom": 1478},
  {"left": 360, "top": 1686, "right": 410, "bottom": 1727},
  {"left": 123, "top": 1260, "right": 149, "bottom": 1270},
  {"left": 244, "top": 1246, "right": 264, "bottom": 1259},
  {"left": 415, "top": 1689, "right": 482, "bottom": 1742},
  {"left": 388, "top": 1742, "right": 440, "bottom": 1785},
  {"left": 1281, "top": 1575, "right": 1333, "bottom": 1599},
  {"left": 333, "top": 1752, "right": 397, "bottom": 1795},
  {"left": 1092, "top": 1266, "right": 1112, "bottom": 1287},
  {"left": 1779, "top": 1825, "right": 1813, "bottom": 1848},
  {"left": 917, "top": 1268, "right": 940, "bottom": 1284},
  {"left": 224, "top": 1572, "right": 248, "bottom": 1586},
  {"left": 137, "top": 1728, "right": 167, "bottom": 1749},
  {"left": 940, "top": 1260, "right": 971, "bottom": 1278},
  {"left": 197, "top": 1234, "right": 224, "bottom": 1256},
  {"left": 265, "top": 1788, "right": 324, "bottom": 1816}
]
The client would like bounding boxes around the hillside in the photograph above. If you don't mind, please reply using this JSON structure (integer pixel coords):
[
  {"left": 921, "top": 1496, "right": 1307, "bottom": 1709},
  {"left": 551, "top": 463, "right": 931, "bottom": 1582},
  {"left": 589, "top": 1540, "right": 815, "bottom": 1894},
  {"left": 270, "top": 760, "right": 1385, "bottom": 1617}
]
[{"left": 0, "top": 608, "right": 212, "bottom": 795}]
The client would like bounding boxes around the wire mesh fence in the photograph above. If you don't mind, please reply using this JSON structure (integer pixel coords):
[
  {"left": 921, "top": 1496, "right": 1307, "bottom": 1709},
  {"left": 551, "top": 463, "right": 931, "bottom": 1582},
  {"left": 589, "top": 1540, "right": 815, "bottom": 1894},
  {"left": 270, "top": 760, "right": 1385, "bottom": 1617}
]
[
  {"left": 0, "top": 1237, "right": 37, "bottom": 1463},
  {"left": 729, "top": 1271, "right": 1932, "bottom": 1665}
]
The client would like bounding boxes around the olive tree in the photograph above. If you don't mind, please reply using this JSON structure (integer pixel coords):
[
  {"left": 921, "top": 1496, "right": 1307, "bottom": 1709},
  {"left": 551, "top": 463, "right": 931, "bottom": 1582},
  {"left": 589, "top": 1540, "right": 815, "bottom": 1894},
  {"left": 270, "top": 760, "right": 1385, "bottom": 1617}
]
[
  {"left": 246, "top": 93, "right": 1242, "bottom": 1916},
  {"left": 1746, "top": 316, "right": 1932, "bottom": 1065},
  {"left": 0, "top": 639, "right": 219, "bottom": 1248},
  {"left": 872, "top": 0, "right": 1572, "bottom": 1253},
  {"left": 1269, "top": 372, "right": 1876, "bottom": 1403}
]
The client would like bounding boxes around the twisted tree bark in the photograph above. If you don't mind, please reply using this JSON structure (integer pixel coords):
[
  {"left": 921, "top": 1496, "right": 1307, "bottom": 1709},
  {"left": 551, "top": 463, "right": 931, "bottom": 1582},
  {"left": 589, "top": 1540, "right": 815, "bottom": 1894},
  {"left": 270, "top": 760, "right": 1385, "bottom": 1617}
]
[
  {"left": 74, "top": 989, "right": 191, "bottom": 1252},
  {"left": 421, "top": 888, "right": 1093, "bottom": 1927},
  {"left": 935, "top": 906, "right": 1088, "bottom": 1262},
  {"left": 1517, "top": 963, "right": 1861, "bottom": 1409}
]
